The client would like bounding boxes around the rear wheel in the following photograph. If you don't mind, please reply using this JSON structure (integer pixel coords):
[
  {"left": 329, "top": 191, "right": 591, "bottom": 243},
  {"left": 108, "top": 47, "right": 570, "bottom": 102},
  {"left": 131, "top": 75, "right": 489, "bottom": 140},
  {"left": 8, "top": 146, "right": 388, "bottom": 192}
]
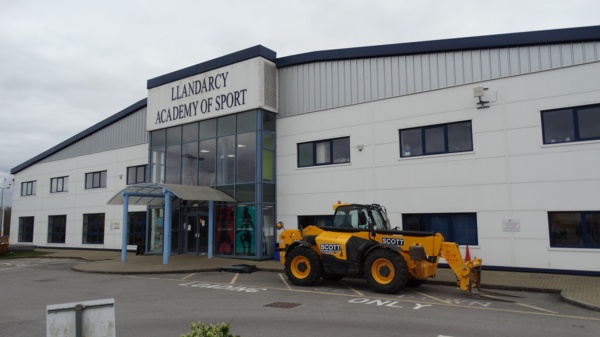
[
  {"left": 364, "top": 249, "right": 408, "bottom": 293},
  {"left": 285, "top": 246, "right": 322, "bottom": 286}
]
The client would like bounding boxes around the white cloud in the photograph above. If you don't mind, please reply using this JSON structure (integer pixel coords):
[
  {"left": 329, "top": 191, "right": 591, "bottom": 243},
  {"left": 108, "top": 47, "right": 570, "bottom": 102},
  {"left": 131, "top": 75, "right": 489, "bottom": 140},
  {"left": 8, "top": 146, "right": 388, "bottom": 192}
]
[{"left": 1, "top": 0, "right": 599, "bottom": 180}]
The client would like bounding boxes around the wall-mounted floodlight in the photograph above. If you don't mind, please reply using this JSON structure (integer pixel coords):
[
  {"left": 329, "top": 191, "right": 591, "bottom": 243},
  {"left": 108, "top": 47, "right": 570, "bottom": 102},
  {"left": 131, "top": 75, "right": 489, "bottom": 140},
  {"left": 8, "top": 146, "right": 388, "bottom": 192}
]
[{"left": 473, "top": 86, "right": 489, "bottom": 109}]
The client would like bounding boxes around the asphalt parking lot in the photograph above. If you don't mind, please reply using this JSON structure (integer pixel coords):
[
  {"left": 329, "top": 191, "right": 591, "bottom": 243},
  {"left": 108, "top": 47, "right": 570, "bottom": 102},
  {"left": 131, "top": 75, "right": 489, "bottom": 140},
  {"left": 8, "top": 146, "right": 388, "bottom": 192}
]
[{"left": 1, "top": 258, "right": 599, "bottom": 337}]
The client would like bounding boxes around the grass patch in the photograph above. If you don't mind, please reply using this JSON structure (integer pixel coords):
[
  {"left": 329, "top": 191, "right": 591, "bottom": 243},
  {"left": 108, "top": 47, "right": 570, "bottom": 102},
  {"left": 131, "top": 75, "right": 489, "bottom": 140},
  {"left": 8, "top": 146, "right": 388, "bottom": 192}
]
[{"left": 0, "top": 250, "right": 51, "bottom": 259}]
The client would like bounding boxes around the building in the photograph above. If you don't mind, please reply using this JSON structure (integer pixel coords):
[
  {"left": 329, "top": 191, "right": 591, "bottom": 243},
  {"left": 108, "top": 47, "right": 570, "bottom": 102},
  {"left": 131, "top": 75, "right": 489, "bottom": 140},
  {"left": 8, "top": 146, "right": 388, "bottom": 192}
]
[{"left": 9, "top": 26, "right": 600, "bottom": 273}]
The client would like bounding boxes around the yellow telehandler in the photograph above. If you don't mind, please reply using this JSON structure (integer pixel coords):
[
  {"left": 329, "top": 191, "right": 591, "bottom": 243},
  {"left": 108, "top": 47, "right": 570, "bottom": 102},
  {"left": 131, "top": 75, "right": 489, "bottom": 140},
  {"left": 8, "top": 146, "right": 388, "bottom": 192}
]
[{"left": 277, "top": 202, "right": 482, "bottom": 294}]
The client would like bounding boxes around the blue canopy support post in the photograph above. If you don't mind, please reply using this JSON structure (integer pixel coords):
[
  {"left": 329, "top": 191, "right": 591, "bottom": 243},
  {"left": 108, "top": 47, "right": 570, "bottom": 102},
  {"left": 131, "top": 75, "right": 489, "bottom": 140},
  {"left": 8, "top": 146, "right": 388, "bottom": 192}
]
[
  {"left": 121, "top": 193, "right": 129, "bottom": 262},
  {"left": 208, "top": 200, "right": 214, "bottom": 259},
  {"left": 163, "top": 189, "right": 172, "bottom": 265}
]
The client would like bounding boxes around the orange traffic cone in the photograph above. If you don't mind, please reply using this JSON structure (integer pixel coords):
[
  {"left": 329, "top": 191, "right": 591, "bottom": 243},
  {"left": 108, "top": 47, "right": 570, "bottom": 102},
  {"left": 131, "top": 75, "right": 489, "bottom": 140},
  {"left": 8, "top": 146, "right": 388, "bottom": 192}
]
[{"left": 465, "top": 245, "right": 471, "bottom": 262}]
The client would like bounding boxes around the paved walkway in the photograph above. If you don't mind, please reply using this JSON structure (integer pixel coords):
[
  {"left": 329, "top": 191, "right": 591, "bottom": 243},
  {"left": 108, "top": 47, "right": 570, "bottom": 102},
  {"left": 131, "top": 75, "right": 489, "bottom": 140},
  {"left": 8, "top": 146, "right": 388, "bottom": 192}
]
[{"left": 37, "top": 248, "right": 600, "bottom": 311}]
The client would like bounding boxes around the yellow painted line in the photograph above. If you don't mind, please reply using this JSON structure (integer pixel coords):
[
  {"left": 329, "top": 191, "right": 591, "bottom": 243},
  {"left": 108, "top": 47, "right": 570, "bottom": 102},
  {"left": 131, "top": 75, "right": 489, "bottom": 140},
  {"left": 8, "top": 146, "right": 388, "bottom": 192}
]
[
  {"left": 409, "top": 289, "right": 454, "bottom": 305},
  {"left": 278, "top": 273, "right": 292, "bottom": 290},
  {"left": 230, "top": 273, "right": 239, "bottom": 284},
  {"left": 516, "top": 303, "right": 558, "bottom": 314},
  {"left": 341, "top": 281, "right": 364, "bottom": 297},
  {"left": 181, "top": 273, "right": 195, "bottom": 280}
]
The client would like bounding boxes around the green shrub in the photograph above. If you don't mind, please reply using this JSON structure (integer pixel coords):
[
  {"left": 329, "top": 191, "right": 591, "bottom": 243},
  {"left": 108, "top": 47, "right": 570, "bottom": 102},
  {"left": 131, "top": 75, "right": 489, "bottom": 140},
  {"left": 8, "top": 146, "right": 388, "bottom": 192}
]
[{"left": 180, "top": 322, "right": 239, "bottom": 337}]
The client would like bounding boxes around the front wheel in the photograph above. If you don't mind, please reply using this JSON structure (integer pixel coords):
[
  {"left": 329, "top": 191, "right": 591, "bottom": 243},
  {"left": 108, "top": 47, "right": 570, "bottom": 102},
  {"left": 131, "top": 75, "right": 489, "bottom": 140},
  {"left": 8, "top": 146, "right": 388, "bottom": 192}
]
[
  {"left": 284, "top": 246, "right": 322, "bottom": 286},
  {"left": 364, "top": 249, "right": 408, "bottom": 294}
]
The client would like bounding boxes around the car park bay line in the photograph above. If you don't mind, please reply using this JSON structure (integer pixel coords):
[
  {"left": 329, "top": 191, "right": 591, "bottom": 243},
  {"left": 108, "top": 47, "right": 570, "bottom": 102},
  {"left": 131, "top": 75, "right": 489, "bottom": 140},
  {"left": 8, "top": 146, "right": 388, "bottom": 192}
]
[{"left": 124, "top": 274, "right": 600, "bottom": 322}]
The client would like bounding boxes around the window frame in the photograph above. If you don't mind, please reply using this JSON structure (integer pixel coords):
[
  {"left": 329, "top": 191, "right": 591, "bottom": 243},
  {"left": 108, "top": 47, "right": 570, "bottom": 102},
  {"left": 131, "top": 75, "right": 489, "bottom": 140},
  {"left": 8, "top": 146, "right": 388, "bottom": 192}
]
[
  {"left": 48, "top": 215, "right": 67, "bottom": 244},
  {"left": 399, "top": 120, "right": 473, "bottom": 158},
  {"left": 541, "top": 104, "right": 600, "bottom": 145},
  {"left": 21, "top": 181, "right": 36, "bottom": 196},
  {"left": 548, "top": 211, "right": 600, "bottom": 249},
  {"left": 82, "top": 213, "right": 105, "bottom": 244},
  {"left": 127, "top": 165, "right": 147, "bottom": 185},
  {"left": 50, "top": 176, "right": 68, "bottom": 193},
  {"left": 18, "top": 216, "right": 34, "bottom": 242},
  {"left": 85, "top": 171, "right": 107, "bottom": 189},
  {"left": 402, "top": 212, "right": 478, "bottom": 246},
  {"left": 297, "top": 136, "right": 351, "bottom": 168}
]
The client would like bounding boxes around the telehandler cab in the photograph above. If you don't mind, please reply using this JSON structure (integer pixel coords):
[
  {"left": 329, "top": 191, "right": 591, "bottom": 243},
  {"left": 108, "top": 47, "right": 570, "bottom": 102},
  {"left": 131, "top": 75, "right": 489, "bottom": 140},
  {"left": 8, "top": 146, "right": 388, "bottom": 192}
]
[{"left": 276, "top": 202, "right": 482, "bottom": 294}]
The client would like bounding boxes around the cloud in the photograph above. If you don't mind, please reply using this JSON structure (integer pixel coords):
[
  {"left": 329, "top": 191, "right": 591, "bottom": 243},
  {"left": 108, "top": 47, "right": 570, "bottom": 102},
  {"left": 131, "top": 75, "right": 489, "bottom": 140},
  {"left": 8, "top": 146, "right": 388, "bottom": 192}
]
[{"left": 1, "top": 0, "right": 599, "bottom": 180}]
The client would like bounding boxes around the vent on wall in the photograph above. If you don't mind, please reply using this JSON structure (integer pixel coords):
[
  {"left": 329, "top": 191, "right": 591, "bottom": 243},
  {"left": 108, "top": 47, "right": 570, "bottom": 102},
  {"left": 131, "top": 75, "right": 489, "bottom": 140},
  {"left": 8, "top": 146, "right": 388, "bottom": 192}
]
[{"left": 263, "top": 62, "right": 277, "bottom": 110}]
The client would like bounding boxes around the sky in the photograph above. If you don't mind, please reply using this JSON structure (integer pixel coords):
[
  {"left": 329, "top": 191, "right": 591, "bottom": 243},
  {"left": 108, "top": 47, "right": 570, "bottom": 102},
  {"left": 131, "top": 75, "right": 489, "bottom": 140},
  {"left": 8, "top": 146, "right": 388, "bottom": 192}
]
[{"left": 1, "top": 0, "right": 599, "bottom": 203}]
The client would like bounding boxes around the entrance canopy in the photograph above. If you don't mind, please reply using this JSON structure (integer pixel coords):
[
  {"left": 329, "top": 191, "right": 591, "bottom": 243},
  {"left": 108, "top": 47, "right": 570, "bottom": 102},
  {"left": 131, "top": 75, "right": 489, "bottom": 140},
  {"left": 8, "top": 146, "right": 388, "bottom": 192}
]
[
  {"left": 107, "top": 183, "right": 235, "bottom": 265},
  {"left": 107, "top": 183, "right": 236, "bottom": 206}
]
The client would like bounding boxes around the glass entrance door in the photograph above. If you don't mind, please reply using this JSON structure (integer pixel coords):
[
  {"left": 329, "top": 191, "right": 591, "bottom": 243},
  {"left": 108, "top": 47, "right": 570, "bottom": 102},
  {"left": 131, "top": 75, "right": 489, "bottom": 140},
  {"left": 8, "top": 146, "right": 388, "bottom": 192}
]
[{"left": 184, "top": 214, "right": 209, "bottom": 254}]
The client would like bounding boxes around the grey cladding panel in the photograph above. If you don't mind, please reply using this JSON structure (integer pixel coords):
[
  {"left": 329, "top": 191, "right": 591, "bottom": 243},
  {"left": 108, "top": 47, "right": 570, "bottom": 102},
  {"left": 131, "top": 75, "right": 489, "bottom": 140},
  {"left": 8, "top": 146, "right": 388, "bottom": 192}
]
[{"left": 277, "top": 42, "right": 600, "bottom": 117}]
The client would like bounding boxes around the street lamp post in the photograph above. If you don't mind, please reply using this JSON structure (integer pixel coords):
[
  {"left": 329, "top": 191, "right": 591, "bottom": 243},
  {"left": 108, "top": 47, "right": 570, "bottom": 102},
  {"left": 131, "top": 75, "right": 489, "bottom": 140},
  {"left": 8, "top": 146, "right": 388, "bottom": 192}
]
[{"left": 0, "top": 178, "right": 13, "bottom": 237}]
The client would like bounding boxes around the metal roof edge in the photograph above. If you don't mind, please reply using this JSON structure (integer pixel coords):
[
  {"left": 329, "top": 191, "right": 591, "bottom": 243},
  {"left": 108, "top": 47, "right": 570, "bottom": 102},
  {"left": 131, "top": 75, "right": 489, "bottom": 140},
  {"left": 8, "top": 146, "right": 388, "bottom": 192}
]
[
  {"left": 146, "top": 45, "right": 277, "bottom": 89},
  {"left": 11, "top": 98, "right": 148, "bottom": 175},
  {"left": 275, "top": 25, "right": 600, "bottom": 67}
]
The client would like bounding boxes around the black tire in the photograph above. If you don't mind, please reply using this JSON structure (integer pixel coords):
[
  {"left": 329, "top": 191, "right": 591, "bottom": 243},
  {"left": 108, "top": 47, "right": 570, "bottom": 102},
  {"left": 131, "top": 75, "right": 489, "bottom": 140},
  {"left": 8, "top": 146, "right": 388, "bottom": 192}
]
[
  {"left": 405, "top": 278, "right": 426, "bottom": 288},
  {"left": 322, "top": 271, "right": 345, "bottom": 281},
  {"left": 364, "top": 249, "right": 408, "bottom": 294},
  {"left": 284, "top": 246, "right": 322, "bottom": 286}
]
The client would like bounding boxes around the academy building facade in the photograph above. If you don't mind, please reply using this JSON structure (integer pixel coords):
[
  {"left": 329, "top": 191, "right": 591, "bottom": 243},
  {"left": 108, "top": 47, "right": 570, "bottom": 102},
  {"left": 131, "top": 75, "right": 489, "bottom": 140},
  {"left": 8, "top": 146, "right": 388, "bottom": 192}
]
[{"left": 9, "top": 26, "right": 600, "bottom": 273}]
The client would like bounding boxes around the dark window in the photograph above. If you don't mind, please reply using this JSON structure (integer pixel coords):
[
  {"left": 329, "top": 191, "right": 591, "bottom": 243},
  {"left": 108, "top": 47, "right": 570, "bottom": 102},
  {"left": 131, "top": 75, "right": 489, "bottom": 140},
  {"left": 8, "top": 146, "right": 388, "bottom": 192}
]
[
  {"left": 48, "top": 215, "right": 66, "bottom": 243},
  {"left": 85, "top": 171, "right": 107, "bottom": 189},
  {"left": 400, "top": 121, "right": 473, "bottom": 157},
  {"left": 297, "top": 137, "right": 350, "bottom": 167},
  {"left": 21, "top": 181, "right": 36, "bottom": 196},
  {"left": 128, "top": 212, "right": 146, "bottom": 246},
  {"left": 542, "top": 104, "right": 600, "bottom": 144},
  {"left": 18, "top": 216, "right": 34, "bottom": 242},
  {"left": 50, "top": 177, "right": 68, "bottom": 193},
  {"left": 83, "top": 213, "right": 105, "bottom": 244},
  {"left": 402, "top": 213, "right": 478, "bottom": 245},
  {"left": 549, "top": 211, "right": 600, "bottom": 248},
  {"left": 298, "top": 215, "right": 334, "bottom": 228},
  {"left": 127, "top": 165, "right": 147, "bottom": 185}
]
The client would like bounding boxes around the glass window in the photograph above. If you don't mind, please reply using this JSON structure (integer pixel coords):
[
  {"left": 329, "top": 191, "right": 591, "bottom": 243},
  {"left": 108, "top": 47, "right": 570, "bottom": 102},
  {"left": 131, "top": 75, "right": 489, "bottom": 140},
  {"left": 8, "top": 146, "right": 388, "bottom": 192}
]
[
  {"left": 199, "top": 139, "right": 216, "bottom": 186},
  {"left": 263, "top": 111, "right": 276, "bottom": 132},
  {"left": 263, "top": 183, "right": 276, "bottom": 203},
  {"left": 181, "top": 142, "right": 198, "bottom": 185},
  {"left": 166, "top": 126, "right": 182, "bottom": 145},
  {"left": 18, "top": 216, "right": 34, "bottom": 242},
  {"left": 165, "top": 145, "right": 181, "bottom": 184},
  {"left": 217, "top": 135, "right": 235, "bottom": 185},
  {"left": 48, "top": 215, "right": 66, "bottom": 243},
  {"left": 151, "top": 148, "right": 165, "bottom": 183},
  {"left": 262, "top": 150, "right": 274, "bottom": 182},
  {"left": 50, "top": 176, "right": 68, "bottom": 193},
  {"left": 215, "top": 205, "right": 235, "bottom": 256},
  {"left": 549, "top": 211, "right": 600, "bottom": 248},
  {"left": 299, "top": 215, "right": 334, "bottom": 228},
  {"left": 400, "top": 121, "right": 473, "bottom": 157},
  {"left": 236, "top": 183, "right": 256, "bottom": 202},
  {"left": 199, "top": 119, "right": 217, "bottom": 140},
  {"left": 542, "top": 104, "right": 600, "bottom": 144},
  {"left": 236, "top": 132, "right": 256, "bottom": 183},
  {"left": 21, "top": 181, "right": 36, "bottom": 196},
  {"left": 297, "top": 137, "right": 350, "bottom": 167},
  {"left": 83, "top": 213, "right": 105, "bottom": 244},
  {"left": 182, "top": 122, "right": 199, "bottom": 143},
  {"left": 237, "top": 110, "right": 256, "bottom": 133},
  {"left": 218, "top": 115, "right": 236, "bottom": 136},
  {"left": 402, "top": 213, "right": 478, "bottom": 245},
  {"left": 127, "top": 165, "right": 146, "bottom": 185},
  {"left": 151, "top": 129, "right": 166, "bottom": 148},
  {"left": 85, "top": 171, "right": 106, "bottom": 189},
  {"left": 127, "top": 212, "right": 146, "bottom": 246}
]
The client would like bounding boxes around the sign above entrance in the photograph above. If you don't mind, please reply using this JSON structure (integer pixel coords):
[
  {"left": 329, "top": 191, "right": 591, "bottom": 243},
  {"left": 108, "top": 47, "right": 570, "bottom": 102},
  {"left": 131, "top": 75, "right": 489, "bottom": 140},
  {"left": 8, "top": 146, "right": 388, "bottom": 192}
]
[{"left": 147, "top": 57, "right": 277, "bottom": 131}]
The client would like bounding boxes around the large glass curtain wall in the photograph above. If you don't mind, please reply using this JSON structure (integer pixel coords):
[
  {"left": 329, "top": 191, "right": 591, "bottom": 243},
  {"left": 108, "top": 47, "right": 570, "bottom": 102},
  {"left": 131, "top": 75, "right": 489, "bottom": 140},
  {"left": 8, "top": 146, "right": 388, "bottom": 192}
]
[{"left": 149, "top": 110, "right": 276, "bottom": 259}]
